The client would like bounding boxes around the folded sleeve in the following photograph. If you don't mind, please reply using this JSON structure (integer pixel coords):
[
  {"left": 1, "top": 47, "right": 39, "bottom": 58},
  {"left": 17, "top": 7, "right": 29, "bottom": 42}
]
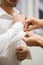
[
  {"left": 11, "top": 22, "right": 27, "bottom": 48},
  {"left": 11, "top": 22, "right": 31, "bottom": 60},
  {"left": 0, "top": 23, "right": 22, "bottom": 54}
]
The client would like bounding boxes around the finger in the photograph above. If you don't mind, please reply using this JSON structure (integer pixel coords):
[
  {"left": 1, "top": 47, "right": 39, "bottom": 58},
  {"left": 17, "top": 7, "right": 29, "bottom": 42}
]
[
  {"left": 25, "top": 25, "right": 36, "bottom": 31},
  {"left": 16, "top": 51, "right": 28, "bottom": 57},
  {"left": 20, "top": 53, "right": 27, "bottom": 57},
  {"left": 23, "top": 32, "right": 33, "bottom": 40},
  {"left": 23, "top": 37, "right": 29, "bottom": 42},
  {"left": 16, "top": 46, "right": 24, "bottom": 51},
  {"left": 17, "top": 55, "right": 27, "bottom": 61},
  {"left": 17, "top": 56, "right": 25, "bottom": 61},
  {"left": 18, "top": 52, "right": 27, "bottom": 58},
  {"left": 16, "top": 48, "right": 23, "bottom": 51},
  {"left": 24, "top": 25, "right": 32, "bottom": 31},
  {"left": 24, "top": 25, "right": 29, "bottom": 31},
  {"left": 25, "top": 19, "right": 33, "bottom": 26},
  {"left": 23, "top": 19, "right": 31, "bottom": 29},
  {"left": 24, "top": 19, "right": 34, "bottom": 31},
  {"left": 17, "top": 54, "right": 27, "bottom": 59},
  {"left": 16, "top": 49, "right": 28, "bottom": 55},
  {"left": 24, "top": 22, "right": 29, "bottom": 32},
  {"left": 23, "top": 32, "right": 31, "bottom": 41},
  {"left": 24, "top": 23, "right": 33, "bottom": 32},
  {"left": 25, "top": 19, "right": 31, "bottom": 23},
  {"left": 17, "top": 55, "right": 27, "bottom": 60}
]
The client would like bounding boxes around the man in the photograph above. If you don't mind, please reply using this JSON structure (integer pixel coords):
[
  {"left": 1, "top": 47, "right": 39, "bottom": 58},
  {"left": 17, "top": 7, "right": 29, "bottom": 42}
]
[
  {"left": 0, "top": 0, "right": 29, "bottom": 65},
  {"left": 23, "top": 18, "right": 43, "bottom": 48}
]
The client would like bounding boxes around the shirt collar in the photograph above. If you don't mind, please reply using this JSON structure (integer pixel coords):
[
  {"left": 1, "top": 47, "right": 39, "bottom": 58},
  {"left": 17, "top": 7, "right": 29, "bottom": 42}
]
[{"left": 0, "top": 7, "right": 20, "bottom": 18}]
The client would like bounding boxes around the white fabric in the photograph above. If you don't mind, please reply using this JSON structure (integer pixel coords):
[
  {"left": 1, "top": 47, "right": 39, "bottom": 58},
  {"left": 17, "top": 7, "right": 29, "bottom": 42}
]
[{"left": 0, "top": 7, "right": 28, "bottom": 65}]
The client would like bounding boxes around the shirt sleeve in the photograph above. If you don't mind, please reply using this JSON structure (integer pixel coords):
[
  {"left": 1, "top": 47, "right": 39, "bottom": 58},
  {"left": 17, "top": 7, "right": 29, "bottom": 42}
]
[
  {"left": 0, "top": 22, "right": 24, "bottom": 53},
  {"left": 10, "top": 22, "right": 27, "bottom": 48},
  {"left": 0, "top": 22, "right": 26, "bottom": 54},
  {"left": 10, "top": 22, "right": 31, "bottom": 60}
]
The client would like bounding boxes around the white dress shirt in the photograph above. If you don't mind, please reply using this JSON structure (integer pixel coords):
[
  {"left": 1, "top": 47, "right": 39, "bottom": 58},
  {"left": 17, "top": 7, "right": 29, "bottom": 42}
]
[{"left": 0, "top": 7, "right": 29, "bottom": 65}]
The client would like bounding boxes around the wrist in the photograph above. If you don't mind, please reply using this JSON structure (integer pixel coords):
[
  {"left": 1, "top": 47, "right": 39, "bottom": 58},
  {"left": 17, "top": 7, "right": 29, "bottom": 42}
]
[
  {"left": 33, "top": 18, "right": 43, "bottom": 28},
  {"left": 39, "top": 19, "right": 43, "bottom": 27},
  {"left": 37, "top": 37, "right": 43, "bottom": 48}
]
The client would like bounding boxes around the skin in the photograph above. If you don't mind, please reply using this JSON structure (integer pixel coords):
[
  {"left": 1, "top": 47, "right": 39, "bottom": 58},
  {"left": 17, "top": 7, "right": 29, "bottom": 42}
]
[
  {"left": 1, "top": 0, "right": 19, "bottom": 16},
  {"left": 0, "top": 0, "right": 28, "bottom": 61},
  {"left": 16, "top": 46, "right": 28, "bottom": 61},
  {"left": 24, "top": 18, "right": 43, "bottom": 31},
  {"left": 5, "top": 0, "right": 19, "bottom": 7},
  {"left": 23, "top": 32, "right": 43, "bottom": 48},
  {"left": 23, "top": 18, "right": 43, "bottom": 48}
]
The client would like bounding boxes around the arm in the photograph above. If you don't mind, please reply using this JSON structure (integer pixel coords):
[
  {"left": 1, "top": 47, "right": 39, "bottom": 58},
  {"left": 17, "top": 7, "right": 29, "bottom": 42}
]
[
  {"left": 11, "top": 14, "right": 29, "bottom": 61},
  {"left": 0, "top": 14, "right": 28, "bottom": 61},
  {"left": 0, "top": 23, "right": 23, "bottom": 53},
  {"left": 23, "top": 32, "right": 43, "bottom": 48},
  {"left": 39, "top": 19, "right": 43, "bottom": 27},
  {"left": 37, "top": 36, "right": 43, "bottom": 48},
  {"left": 11, "top": 22, "right": 29, "bottom": 61}
]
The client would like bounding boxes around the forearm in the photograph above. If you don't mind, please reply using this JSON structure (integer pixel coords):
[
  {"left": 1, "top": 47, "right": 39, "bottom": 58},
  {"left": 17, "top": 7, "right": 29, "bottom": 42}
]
[
  {"left": 40, "top": 38, "right": 43, "bottom": 48},
  {"left": 37, "top": 37, "right": 43, "bottom": 48},
  {"left": 38, "top": 19, "right": 43, "bottom": 27}
]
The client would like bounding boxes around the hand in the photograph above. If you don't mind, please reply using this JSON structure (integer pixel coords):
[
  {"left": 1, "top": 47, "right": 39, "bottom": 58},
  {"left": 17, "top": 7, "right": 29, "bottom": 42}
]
[
  {"left": 24, "top": 18, "right": 43, "bottom": 31},
  {"left": 13, "top": 14, "right": 25, "bottom": 23},
  {"left": 16, "top": 46, "right": 28, "bottom": 61},
  {"left": 23, "top": 32, "right": 43, "bottom": 48}
]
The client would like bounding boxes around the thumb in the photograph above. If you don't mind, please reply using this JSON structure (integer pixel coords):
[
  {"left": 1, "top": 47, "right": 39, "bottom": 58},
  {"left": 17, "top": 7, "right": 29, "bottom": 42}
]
[
  {"left": 22, "top": 37, "right": 29, "bottom": 43},
  {"left": 16, "top": 46, "right": 23, "bottom": 51},
  {"left": 26, "top": 25, "right": 36, "bottom": 31}
]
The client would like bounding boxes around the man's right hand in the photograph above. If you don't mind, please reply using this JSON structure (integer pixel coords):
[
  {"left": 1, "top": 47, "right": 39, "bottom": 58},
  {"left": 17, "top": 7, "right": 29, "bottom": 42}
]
[{"left": 16, "top": 46, "right": 28, "bottom": 61}]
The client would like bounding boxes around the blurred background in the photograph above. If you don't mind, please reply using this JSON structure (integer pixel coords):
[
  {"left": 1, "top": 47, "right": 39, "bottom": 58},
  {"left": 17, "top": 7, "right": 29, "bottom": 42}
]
[{"left": 16, "top": 0, "right": 43, "bottom": 65}]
